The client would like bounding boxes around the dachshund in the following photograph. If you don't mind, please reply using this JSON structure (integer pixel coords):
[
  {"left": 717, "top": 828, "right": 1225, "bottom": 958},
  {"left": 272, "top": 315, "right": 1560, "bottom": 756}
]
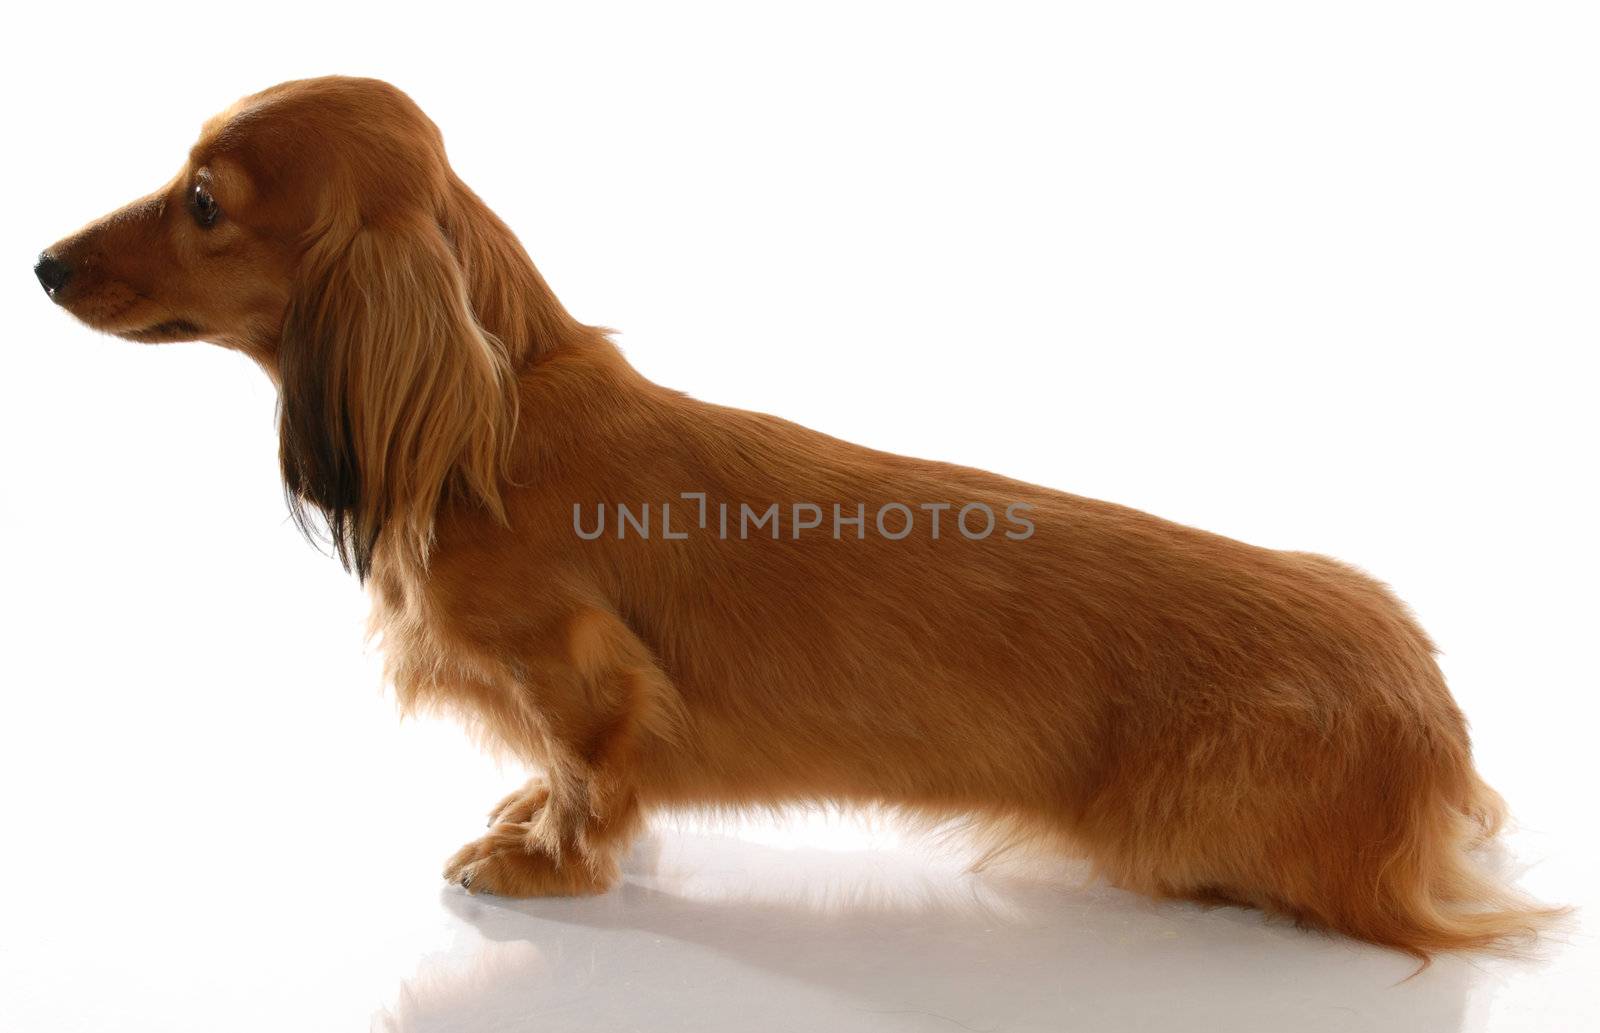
[{"left": 35, "top": 76, "right": 1559, "bottom": 958}]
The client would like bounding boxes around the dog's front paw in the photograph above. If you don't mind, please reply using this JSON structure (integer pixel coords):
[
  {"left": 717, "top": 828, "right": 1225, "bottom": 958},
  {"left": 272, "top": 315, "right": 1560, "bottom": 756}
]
[{"left": 443, "top": 823, "right": 615, "bottom": 897}]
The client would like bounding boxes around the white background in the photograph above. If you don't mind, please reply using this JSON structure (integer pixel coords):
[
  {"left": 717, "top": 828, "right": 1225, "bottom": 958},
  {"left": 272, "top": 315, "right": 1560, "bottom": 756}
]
[{"left": 2, "top": 2, "right": 1596, "bottom": 1031}]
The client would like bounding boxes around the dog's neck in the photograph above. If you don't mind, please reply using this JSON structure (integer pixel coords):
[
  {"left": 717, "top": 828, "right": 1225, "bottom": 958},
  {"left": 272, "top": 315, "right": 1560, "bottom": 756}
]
[{"left": 443, "top": 175, "right": 596, "bottom": 368}]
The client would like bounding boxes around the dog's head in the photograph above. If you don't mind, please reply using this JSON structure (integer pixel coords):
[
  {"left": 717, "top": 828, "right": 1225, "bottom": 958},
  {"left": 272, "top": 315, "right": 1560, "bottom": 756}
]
[
  {"left": 36, "top": 77, "right": 547, "bottom": 577},
  {"left": 36, "top": 76, "right": 462, "bottom": 357}
]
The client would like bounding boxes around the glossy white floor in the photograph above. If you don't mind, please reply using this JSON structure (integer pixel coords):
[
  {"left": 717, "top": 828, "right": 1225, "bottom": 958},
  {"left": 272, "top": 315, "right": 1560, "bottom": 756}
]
[{"left": 0, "top": 678, "right": 1591, "bottom": 1033}]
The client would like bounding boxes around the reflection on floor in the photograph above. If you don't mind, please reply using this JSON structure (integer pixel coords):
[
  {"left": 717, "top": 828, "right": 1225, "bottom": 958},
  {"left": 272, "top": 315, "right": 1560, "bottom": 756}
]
[
  {"left": 371, "top": 814, "right": 1547, "bottom": 1033},
  {"left": 0, "top": 797, "right": 1585, "bottom": 1033}
]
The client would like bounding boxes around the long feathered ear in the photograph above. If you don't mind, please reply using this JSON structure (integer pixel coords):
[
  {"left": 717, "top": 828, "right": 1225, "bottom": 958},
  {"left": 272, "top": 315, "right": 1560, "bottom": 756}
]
[{"left": 278, "top": 214, "right": 516, "bottom": 580}]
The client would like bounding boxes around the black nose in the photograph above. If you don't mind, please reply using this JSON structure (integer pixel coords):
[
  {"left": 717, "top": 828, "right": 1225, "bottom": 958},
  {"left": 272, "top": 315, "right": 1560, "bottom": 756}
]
[{"left": 35, "top": 252, "right": 72, "bottom": 297}]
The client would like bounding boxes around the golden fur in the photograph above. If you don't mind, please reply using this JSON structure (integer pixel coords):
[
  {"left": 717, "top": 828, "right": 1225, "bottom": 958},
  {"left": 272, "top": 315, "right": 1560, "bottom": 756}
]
[{"left": 38, "top": 76, "right": 1561, "bottom": 959}]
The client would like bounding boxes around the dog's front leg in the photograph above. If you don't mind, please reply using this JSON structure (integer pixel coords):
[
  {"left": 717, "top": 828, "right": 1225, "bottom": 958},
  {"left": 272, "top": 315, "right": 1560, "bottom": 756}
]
[
  {"left": 484, "top": 777, "right": 550, "bottom": 827},
  {"left": 442, "top": 606, "right": 682, "bottom": 896}
]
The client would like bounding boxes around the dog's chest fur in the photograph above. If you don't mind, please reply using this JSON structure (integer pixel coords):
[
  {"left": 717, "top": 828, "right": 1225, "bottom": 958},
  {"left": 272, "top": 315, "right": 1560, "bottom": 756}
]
[{"left": 365, "top": 544, "right": 550, "bottom": 760}]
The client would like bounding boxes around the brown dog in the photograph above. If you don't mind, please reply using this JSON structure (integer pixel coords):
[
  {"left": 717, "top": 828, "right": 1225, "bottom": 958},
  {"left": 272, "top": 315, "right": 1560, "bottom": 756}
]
[{"left": 36, "top": 76, "right": 1558, "bottom": 958}]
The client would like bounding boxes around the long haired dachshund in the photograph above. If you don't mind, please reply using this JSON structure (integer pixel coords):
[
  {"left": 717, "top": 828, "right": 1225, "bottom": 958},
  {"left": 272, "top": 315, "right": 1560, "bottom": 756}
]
[{"left": 36, "top": 76, "right": 1558, "bottom": 958}]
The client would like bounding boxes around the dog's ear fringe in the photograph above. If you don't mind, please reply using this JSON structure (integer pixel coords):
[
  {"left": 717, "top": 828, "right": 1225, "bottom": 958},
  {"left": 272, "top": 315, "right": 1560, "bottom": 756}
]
[{"left": 278, "top": 214, "right": 517, "bottom": 580}]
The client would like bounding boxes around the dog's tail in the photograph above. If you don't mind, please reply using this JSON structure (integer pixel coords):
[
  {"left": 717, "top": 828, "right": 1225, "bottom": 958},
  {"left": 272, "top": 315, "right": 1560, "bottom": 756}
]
[
  {"left": 1324, "top": 771, "right": 1565, "bottom": 962},
  {"left": 1463, "top": 769, "right": 1509, "bottom": 840}
]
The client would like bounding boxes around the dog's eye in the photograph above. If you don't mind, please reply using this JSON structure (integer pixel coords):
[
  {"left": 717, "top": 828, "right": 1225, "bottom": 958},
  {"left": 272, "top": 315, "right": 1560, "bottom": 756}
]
[{"left": 192, "top": 184, "right": 219, "bottom": 228}]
